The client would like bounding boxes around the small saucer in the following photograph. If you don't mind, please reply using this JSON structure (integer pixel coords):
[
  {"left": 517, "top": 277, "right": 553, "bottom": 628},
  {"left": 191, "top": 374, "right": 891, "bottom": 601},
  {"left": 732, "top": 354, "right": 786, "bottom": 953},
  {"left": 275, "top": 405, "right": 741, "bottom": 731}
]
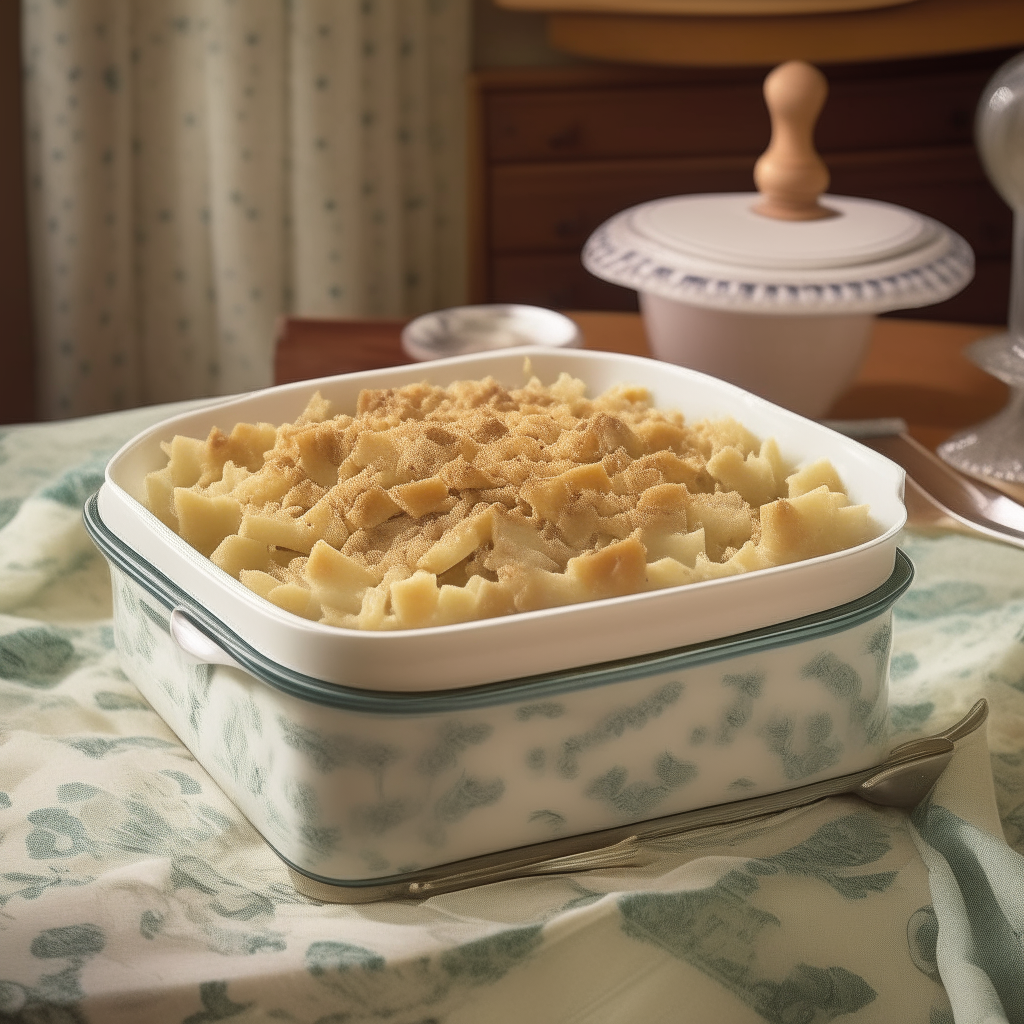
[{"left": 401, "top": 304, "right": 583, "bottom": 362}]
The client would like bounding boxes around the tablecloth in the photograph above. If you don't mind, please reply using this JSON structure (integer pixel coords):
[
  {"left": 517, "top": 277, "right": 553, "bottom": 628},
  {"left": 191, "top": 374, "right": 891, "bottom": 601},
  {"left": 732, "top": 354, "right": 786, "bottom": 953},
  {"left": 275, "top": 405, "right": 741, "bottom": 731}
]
[{"left": 1, "top": 402, "right": 1022, "bottom": 1024}]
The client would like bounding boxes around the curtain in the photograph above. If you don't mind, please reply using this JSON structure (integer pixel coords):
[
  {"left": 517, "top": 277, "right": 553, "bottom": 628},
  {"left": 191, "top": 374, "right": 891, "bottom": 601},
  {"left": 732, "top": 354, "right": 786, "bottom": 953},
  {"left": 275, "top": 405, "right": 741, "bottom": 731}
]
[{"left": 22, "top": 0, "right": 470, "bottom": 419}]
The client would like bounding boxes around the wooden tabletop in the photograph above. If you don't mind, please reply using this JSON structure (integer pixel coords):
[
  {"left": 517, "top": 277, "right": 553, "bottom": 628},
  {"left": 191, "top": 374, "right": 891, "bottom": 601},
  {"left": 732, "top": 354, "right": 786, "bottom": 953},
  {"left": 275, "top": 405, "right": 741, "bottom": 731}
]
[{"left": 275, "top": 311, "right": 1006, "bottom": 450}]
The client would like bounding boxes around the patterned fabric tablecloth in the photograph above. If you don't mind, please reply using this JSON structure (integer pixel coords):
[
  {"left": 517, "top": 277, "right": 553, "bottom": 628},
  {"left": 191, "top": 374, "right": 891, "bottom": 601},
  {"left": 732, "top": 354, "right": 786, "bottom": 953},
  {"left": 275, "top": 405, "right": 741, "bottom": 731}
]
[{"left": 1, "top": 403, "right": 1022, "bottom": 1024}]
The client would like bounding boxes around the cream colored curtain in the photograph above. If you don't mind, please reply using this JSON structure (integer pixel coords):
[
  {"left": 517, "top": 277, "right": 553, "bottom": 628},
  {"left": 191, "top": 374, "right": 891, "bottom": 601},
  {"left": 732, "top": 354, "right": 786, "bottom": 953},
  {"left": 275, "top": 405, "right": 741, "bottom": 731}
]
[{"left": 22, "top": 0, "right": 469, "bottom": 419}]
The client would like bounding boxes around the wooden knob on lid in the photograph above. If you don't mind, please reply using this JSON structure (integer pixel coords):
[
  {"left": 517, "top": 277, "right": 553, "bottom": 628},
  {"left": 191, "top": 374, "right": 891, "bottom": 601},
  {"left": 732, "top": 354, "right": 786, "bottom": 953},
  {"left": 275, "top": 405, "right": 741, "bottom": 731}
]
[{"left": 753, "top": 60, "right": 837, "bottom": 221}]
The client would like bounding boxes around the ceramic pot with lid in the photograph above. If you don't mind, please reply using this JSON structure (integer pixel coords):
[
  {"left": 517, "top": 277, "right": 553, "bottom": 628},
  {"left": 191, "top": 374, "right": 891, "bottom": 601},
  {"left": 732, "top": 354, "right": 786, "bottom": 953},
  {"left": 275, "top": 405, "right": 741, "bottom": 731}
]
[{"left": 582, "top": 61, "right": 975, "bottom": 418}]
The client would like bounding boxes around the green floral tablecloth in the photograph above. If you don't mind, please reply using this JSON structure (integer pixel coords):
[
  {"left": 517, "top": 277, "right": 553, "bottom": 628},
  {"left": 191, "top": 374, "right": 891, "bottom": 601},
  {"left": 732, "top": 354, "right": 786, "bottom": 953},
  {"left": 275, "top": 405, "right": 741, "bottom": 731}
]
[{"left": 1, "top": 403, "right": 1023, "bottom": 1024}]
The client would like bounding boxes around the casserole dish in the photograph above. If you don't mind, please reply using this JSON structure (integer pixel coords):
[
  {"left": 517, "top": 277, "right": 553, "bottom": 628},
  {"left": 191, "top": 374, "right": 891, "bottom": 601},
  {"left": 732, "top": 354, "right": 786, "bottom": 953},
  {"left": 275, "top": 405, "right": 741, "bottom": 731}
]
[
  {"left": 95, "top": 347, "right": 906, "bottom": 691},
  {"left": 85, "top": 492, "right": 913, "bottom": 899}
]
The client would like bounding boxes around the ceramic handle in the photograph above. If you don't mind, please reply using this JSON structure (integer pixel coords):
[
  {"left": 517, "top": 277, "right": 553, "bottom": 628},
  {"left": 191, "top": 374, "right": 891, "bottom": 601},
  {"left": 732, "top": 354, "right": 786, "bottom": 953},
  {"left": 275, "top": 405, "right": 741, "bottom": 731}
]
[
  {"left": 753, "top": 60, "right": 836, "bottom": 222},
  {"left": 170, "top": 608, "right": 241, "bottom": 669}
]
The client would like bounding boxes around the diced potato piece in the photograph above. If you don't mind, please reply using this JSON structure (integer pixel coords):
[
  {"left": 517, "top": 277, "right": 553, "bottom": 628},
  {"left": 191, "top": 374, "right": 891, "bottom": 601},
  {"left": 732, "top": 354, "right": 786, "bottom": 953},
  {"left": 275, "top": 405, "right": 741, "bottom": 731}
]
[
  {"left": 203, "top": 460, "right": 251, "bottom": 497},
  {"left": 436, "top": 582, "right": 483, "bottom": 624},
  {"left": 319, "top": 606, "right": 360, "bottom": 629},
  {"left": 707, "top": 443, "right": 782, "bottom": 508},
  {"left": 173, "top": 489, "right": 242, "bottom": 557},
  {"left": 301, "top": 497, "right": 349, "bottom": 549},
  {"left": 239, "top": 569, "right": 281, "bottom": 600},
  {"left": 390, "top": 570, "right": 440, "bottom": 628},
  {"left": 332, "top": 466, "right": 376, "bottom": 507},
  {"left": 356, "top": 584, "right": 390, "bottom": 630},
  {"left": 164, "top": 435, "right": 206, "bottom": 487},
  {"left": 760, "top": 439, "right": 790, "bottom": 493},
  {"left": 787, "top": 458, "right": 846, "bottom": 498},
  {"left": 208, "top": 421, "right": 276, "bottom": 474},
  {"left": 346, "top": 485, "right": 402, "bottom": 531},
  {"left": 488, "top": 513, "right": 560, "bottom": 573},
  {"left": 723, "top": 540, "right": 770, "bottom": 575},
  {"left": 688, "top": 492, "right": 754, "bottom": 561},
  {"left": 526, "top": 462, "right": 613, "bottom": 521},
  {"left": 565, "top": 535, "right": 647, "bottom": 599},
  {"left": 282, "top": 479, "right": 326, "bottom": 512},
  {"left": 267, "top": 582, "right": 321, "bottom": 620},
  {"left": 295, "top": 391, "right": 333, "bottom": 425},
  {"left": 210, "top": 534, "right": 271, "bottom": 578},
  {"left": 512, "top": 568, "right": 582, "bottom": 612},
  {"left": 554, "top": 504, "right": 598, "bottom": 550},
  {"left": 305, "top": 540, "right": 379, "bottom": 614},
  {"left": 231, "top": 465, "right": 296, "bottom": 505},
  {"left": 239, "top": 512, "right": 318, "bottom": 555},
  {"left": 462, "top": 574, "right": 516, "bottom": 620},
  {"left": 336, "top": 454, "right": 362, "bottom": 482},
  {"left": 351, "top": 429, "right": 401, "bottom": 472},
  {"left": 145, "top": 466, "right": 177, "bottom": 529},
  {"left": 563, "top": 462, "right": 614, "bottom": 492},
  {"left": 269, "top": 547, "right": 301, "bottom": 569},
  {"left": 236, "top": 421, "right": 278, "bottom": 465},
  {"left": 418, "top": 509, "right": 494, "bottom": 575},
  {"left": 645, "top": 557, "right": 695, "bottom": 590},
  {"left": 296, "top": 425, "right": 344, "bottom": 487},
  {"left": 591, "top": 380, "right": 648, "bottom": 408},
  {"left": 833, "top": 503, "right": 876, "bottom": 550},
  {"left": 439, "top": 456, "right": 497, "bottom": 490},
  {"left": 631, "top": 483, "right": 689, "bottom": 534},
  {"left": 640, "top": 526, "right": 706, "bottom": 567},
  {"left": 692, "top": 552, "right": 746, "bottom": 580},
  {"left": 759, "top": 486, "right": 873, "bottom": 564},
  {"left": 699, "top": 417, "right": 761, "bottom": 457},
  {"left": 633, "top": 418, "right": 686, "bottom": 454},
  {"left": 390, "top": 476, "right": 449, "bottom": 518}
]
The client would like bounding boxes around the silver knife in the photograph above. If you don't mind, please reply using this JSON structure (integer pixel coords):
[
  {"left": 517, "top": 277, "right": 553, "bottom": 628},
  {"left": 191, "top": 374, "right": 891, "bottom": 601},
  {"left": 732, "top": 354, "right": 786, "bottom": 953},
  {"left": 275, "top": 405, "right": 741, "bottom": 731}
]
[{"left": 823, "top": 417, "right": 1024, "bottom": 550}]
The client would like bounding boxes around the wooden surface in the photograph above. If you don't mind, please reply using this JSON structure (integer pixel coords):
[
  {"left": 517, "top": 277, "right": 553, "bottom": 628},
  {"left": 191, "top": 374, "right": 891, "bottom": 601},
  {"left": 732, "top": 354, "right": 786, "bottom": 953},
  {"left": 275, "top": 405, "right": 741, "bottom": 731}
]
[
  {"left": 274, "top": 312, "right": 1007, "bottom": 451},
  {"left": 273, "top": 318, "right": 411, "bottom": 385},
  {"left": 543, "top": 0, "right": 1024, "bottom": 66}
]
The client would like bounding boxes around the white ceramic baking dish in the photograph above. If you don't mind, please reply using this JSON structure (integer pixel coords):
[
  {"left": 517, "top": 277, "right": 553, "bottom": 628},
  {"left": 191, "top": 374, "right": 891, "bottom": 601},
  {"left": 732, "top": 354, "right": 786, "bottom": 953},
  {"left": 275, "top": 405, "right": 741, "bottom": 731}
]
[
  {"left": 85, "top": 492, "right": 913, "bottom": 899},
  {"left": 96, "top": 347, "right": 906, "bottom": 691}
]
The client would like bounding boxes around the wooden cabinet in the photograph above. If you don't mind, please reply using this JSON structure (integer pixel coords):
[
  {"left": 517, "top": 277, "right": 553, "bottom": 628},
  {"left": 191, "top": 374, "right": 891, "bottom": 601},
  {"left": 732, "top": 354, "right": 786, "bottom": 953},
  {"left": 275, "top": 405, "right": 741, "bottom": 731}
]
[{"left": 470, "top": 50, "right": 1016, "bottom": 322}]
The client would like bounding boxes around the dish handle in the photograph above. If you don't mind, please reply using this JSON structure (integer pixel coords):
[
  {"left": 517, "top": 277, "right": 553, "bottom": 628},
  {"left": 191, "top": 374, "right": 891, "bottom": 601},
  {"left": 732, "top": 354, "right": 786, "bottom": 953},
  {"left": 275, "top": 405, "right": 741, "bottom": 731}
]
[{"left": 170, "top": 608, "right": 242, "bottom": 670}]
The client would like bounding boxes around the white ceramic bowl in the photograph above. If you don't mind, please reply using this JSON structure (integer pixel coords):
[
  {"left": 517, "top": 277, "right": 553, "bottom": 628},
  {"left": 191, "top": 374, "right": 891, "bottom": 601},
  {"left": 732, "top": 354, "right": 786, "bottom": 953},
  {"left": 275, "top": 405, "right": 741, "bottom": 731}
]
[
  {"left": 401, "top": 303, "right": 583, "bottom": 362},
  {"left": 95, "top": 347, "right": 906, "bottom": 692},
  {"left": 640, "top": 297, "right": 874, "bottom": 418}
]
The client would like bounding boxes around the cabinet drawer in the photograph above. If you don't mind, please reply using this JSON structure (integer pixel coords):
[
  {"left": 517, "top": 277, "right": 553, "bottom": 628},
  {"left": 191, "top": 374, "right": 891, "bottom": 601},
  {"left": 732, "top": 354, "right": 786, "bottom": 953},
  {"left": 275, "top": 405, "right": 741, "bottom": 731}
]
[
  {"left": 489, "top": 156, "right": 754, "bottom": 252},
  {"left": 486, "top": 81, "right": 768, "bottom": 164},
  {"left": 491, "top": 252, "right": 637, "bottom": 313},
  {"left": 484, "top": 60, "right": 1003, "bottom": 165}
]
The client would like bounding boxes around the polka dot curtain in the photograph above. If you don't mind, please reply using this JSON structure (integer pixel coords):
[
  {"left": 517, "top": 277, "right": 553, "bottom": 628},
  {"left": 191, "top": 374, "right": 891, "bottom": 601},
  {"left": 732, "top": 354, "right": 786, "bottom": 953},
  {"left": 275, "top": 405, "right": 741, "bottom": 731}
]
[{"left": 22, "top": 0, "right": 470, "bottom": 419}]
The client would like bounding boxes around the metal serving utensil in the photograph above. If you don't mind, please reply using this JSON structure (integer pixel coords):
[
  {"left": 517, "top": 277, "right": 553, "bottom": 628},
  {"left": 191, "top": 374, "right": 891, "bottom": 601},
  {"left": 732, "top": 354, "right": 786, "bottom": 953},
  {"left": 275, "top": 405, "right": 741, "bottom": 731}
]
[
  {"left": 290, "top": 700, "right": 988, "bottom": 904},
  {"left": 824, "top": 417, "right": 1024, "bottom": 550}
]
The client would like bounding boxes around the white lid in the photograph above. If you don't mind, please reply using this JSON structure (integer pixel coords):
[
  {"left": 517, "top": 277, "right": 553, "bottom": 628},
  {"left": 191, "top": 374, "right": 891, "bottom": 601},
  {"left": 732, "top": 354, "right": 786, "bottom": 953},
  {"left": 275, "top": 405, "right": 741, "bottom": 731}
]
[
  {"left": 582, "top": 196, "right": 973, "bottom": 315},
  {"left": 633, "top": 193, "right": 937, "bottom": 271}
]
